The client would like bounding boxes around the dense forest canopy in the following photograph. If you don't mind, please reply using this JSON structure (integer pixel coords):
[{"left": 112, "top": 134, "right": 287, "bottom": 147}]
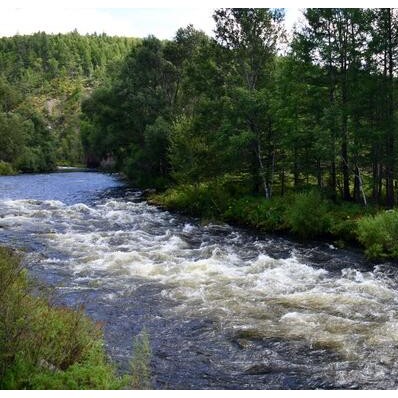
[{"left": 1, "top": 8, "right": 398, "bottom": 210}]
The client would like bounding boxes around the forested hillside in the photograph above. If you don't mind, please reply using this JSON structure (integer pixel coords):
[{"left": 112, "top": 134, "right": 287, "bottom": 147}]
[{"left": 0, "top": 31, "right": 135, "bottom": 173}]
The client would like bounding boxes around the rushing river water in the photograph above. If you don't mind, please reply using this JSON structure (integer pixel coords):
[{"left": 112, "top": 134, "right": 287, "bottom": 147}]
[{"left": 1, "top": 172, "right": 398, "bottom": 389}]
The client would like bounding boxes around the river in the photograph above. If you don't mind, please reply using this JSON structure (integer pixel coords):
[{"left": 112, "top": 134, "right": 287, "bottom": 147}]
[{"left": 1, "top": 171, "right": 398, "bottom": 389}]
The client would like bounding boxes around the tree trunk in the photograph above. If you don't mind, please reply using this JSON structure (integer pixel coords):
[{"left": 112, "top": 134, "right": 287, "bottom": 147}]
[
  {"left": 293, "top": 148, "right": 299, "bottom": 188},
  {"left": 341, "top": 138, "right": 351, "bottom": 201},
  {"left": 354, "top": 165, "right": 367, "bottom": 206},
  {"left": 329, "top": 160, "right": 337, "bottom": 200},
  {"left": 341, "top": 59, "right": 351, "bottom": 201},
  {"left": 256, "top": 139, "right": 270, "bottom": 199},
  {"left": 354, "top": 164, "right": 360, "bottom": 203}
]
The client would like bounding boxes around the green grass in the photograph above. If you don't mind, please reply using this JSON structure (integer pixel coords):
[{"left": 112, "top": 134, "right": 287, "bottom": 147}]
[{"left": 0, "top": 246, "right": 151, "bottom": 389}]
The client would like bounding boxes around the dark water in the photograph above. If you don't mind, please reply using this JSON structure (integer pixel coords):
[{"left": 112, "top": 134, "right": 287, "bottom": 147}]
[{"left": 1, "top": 171, "right": 398, "bottom": 389}]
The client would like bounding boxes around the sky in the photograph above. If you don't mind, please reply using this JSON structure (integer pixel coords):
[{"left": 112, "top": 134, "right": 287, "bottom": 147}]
[
  {"left": 0, "top": 1, "right": 393, "bottom": 40},
  {"left": 0, "top": 7, "right": 301, "bottom": 39}
]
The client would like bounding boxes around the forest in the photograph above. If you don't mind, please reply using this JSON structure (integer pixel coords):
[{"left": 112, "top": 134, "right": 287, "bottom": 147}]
[{"left": 2, "top": 8, "right": 398, "bottom": 258}]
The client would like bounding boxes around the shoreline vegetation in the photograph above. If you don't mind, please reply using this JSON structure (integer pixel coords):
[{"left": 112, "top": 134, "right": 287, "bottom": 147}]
[
  {"left": 0, "top": 163, "right": 90, "bottom": 176},
  {"left": 0, "top": 246, "right": 151, "bottom": 390},
  {"left": 149, "top": 184, "right": 398, "bottom": 261}
]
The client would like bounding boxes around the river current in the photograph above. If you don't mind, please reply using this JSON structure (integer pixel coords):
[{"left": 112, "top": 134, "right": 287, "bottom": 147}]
[{"left": 1, "top": 171, "right": 398, "bottom": 389}]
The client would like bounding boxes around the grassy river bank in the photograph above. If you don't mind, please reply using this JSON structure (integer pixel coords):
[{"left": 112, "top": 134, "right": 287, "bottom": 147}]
[{"left": 150, "top": 183, "right": 398, "bottom": 261}]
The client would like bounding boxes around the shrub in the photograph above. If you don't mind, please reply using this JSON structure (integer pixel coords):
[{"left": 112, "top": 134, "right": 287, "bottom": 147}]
[
  {"left": 329, "top": 219, "right": 358, "bottom": 245},
  {"left": 357, "top": 210, "right": 398, "bottom": 259},
  {"left": 328, "top": 202, "right": 371, "bottom": 244},
  {"left": 284, "top": 190, "right": 331, "bottom": 239},
  {"left": 153, "top": 181, "right": 232, "bottom": 219},
  {"left": 223, "top": 195, "right": 288, "bottom": 232},
  {"left": 0, "top": 160, "right": 16, "bottom": 175}
]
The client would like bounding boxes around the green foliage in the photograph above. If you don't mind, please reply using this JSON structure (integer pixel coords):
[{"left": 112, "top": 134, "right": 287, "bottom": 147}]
[
  {"left": 156, "top": 174, "right": 253, "bottom": 219},
  {"left": 328, "top": 202, "right": 373, "bottom": 244},
  {"left": 155, "top": 183, "right": 227, "bottom": 219},
  {"left": 357, "top": 210, "right": 398, "bottom": 259},
  {"left": 284, "top": 191, "right": 331, "bottom": 239},
  {"left": 0, "top": 161, "right": 16, "bottom": 175},
  {"left": 28, "top": 359, "right": 126, "bottom": 390},
  {"left": 0, "top": 32, "right": 134, "bottom": 87},
  {"left": 224, "top": 196, "right": 288, "bottom": 232},
  {"left": 123, "top": 116, "right": 172, "bottom": 189},
  {"left": 0, "top": 247, "right": 149, "bottom": 390},
  {"left": 0, "top": 112, "right": 27, "bottom": 164},
  {"left": 82, "top": 36, "right": 181, "bottom": 184},
  {"left": 169, "top": 115, "right": 216, "bottom": 185}
]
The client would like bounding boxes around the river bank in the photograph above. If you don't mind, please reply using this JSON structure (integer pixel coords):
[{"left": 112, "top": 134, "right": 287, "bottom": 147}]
[{"left": 150, "top": 183, "right": 398, "bottom": 261}]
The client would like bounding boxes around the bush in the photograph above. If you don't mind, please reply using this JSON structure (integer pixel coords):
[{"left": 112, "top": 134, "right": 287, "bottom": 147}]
[
  {"left": 0, "top": 246, "right": 150, "bottom": 389},
  {"left": 284, "top": 190, "right": 331, "bottom": 239},
  {"left": 357, "top": 210, "right": 398, "bottom": 259},
  {"left": 223, "top": 195, "right": 287, "bottom": 232},
  {"left": 153, "top": 181, "right": 232, "bottom": 219},
  {"left": 0, "top": 160, "right": 16, "bottom": 175}
]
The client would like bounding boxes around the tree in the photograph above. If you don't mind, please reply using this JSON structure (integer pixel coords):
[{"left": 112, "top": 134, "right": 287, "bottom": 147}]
[{"left": 213, "top": 8, "right": 285, "bottom": 198}]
